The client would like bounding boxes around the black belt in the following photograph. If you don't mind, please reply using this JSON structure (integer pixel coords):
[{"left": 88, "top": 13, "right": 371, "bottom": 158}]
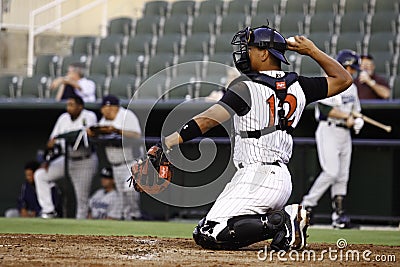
[
  {"left": 327, "top": 121, "right": 347, "bottom": 129},
  {"left": 238, "top": 161, "right": 281, "bottom": 169},
  {"left": 70, "top": 154, "right": 92, "bottom": 161}
]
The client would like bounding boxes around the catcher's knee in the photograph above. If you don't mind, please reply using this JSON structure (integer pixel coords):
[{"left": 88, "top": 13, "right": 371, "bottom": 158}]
[{"left": 193, "top": 211, "right": 286, "bottom": 250}]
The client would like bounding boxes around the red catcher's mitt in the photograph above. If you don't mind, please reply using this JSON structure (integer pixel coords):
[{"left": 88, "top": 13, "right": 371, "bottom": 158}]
[{"left": 128, "top": 143, "right": 172, "bottom": 194}]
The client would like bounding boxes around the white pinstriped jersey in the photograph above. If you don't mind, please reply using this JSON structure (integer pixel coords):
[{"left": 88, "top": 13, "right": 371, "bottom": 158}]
[{"left": 233, "top": 71, "right": 307, "bottom": 165}]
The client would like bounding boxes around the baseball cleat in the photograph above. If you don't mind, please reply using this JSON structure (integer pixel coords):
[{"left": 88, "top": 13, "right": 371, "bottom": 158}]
[
  {"left": 332, "top": 212, "right": 351, "bottom": 229},
  {"left": 292, "top": 205, "right": 310, "bottom": 250},
  {"left": 283, "top": 204, "right": 299, "bottom": 248},
  {"left": 40, "top": 211, "right": 57, "bottom": 219},
  {"left": 282, "top": 204, "right": 310, "bottom": 251}
]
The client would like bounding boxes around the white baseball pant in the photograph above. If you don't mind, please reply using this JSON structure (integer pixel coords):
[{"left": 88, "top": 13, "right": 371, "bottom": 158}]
[
  {"left": 302, "top": 122, "right": 352, "bottom": 208},
  {"left": 205, "top": 162, "right": 292, "bottom": 239},
  {"left": 34, "top": 154, "right": 98, "bottom": 219}
]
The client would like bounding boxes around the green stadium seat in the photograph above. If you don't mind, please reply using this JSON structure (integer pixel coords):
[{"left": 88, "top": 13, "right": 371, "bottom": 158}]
[
  {"left": 19, "top": 75, "right": 48, "bottom": 99},
  {"left": 253, "top": 0, "right": 281, "bottom": 16},
  {"left": 108, "top": 17, "right": 133, "bottom": 36},
  {"left": 169, "top": 0, "right": 195, "bottom": 16},
  {"left": 34, "top": 54, "right": 60, "bottom": 78},
  {"left": 143, "top": 0, "right": 168, "bottom": 17},
  {"left": 0, "top": 75, "right": 18, "bottom": 99},
  {"left": 71, "top": 36, "right": 96, "bottom": 56},
  {"left": 98, "top": 34, "right": 124, "bottom": 56},
  {"left": 107, "top": 74, "right": 137, "bottom": 100}
]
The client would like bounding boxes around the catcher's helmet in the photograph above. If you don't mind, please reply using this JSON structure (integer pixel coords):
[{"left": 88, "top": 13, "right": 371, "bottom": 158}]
[
  {"left": 336, "top": 49, "right": 360, "bottom": 71},
  {"left": 231, "top": 25, "right": 289, "bottom": 73}
]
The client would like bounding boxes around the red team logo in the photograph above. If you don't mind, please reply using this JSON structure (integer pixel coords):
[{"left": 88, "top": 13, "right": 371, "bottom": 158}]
[{"left": 275, "top": 81, "right": 286, "bottom": 90}]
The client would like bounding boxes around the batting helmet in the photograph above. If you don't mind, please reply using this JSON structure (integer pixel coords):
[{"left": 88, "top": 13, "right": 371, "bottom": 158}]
[
  {"left": 336, "top": 49, "right": 360, "bottom": 71},
  {"left": 231, "top": 25, "right": 289, "bottom": 73}
]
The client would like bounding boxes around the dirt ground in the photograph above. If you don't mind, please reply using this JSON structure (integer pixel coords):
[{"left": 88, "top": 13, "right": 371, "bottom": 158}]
[{"left": 0, "top": 234, "right": 399, "bottom": 266}]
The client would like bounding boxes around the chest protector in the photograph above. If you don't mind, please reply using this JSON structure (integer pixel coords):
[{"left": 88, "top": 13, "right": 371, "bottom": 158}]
[{"left": 239, "top": 72, "right": 298, "bottom": 138}]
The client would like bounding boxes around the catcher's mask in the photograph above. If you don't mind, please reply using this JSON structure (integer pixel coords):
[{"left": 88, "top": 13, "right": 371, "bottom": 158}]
[{"left": 231, "top": 25, "right": 289, "bottom": 73}]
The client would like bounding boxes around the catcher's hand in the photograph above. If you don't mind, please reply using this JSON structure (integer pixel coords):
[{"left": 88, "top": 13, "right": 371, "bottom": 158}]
[{"left": 127, "top": 143, "right": 172, "bottom": 194}]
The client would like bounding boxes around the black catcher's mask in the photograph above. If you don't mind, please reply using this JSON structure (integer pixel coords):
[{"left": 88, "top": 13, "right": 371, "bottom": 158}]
[{"left": 231, "top": 25, "right": 289, "bottom": 73}]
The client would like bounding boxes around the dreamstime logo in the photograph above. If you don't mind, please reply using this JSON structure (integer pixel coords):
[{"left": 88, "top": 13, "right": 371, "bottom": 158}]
[
  {"left": 257, "top": 238, "right": 396, "bottom": 263},
  {"left": 122, "top": 61, "right": 240, "bottom": 207}
]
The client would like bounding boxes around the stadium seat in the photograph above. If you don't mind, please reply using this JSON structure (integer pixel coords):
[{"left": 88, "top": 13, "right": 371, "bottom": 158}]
[
  {"left": 281, "top": 0, "right": 310, "bottom": 15},
  {"left": 339, "top": 0, "right": 370, "bottom": 15},
  {"left": 19, "top": 75, "right": 49, "bottom": 99},
  {"left": 0, "top": 75, "right": 18, "bottom": 98},
  {"left": 307, "top": 12, "right": 337, "bottom": 35},
  {"left": 178, "top": 53, "right": 205, "bottom": 63},
  {"left": 133, "top": 16, "right": 160, "bottom": 36},
  {"left": 371, "top": 0, "right": 400, "bottom": 14},
  {"left": 136, "top": 74, "right": 167, "bottom": 99},
  {"left": 161, "top": 15, "right": 188, "bottom": 35},
  {"left": 212, "top": 33, "right": 236, "bottom": 54},
  {"left": 183, "top": 33, "right": 210, "bottom": 54},
  {"left": 174, "top": 58, "right": 203, "bottom": 79},
  {"left": 337, "top": 11, "right": 367, "bottom": 34},
  {"left": 87, "top": 74, "right": 107, "bottom": 99},
  {"left": 250, "top": 13, "right": 277, "bottom": 28},
  {"left": 392, "top": 75, "right": 400, "bottom": 99},
  {"left": 89, "top": 54, "right": 116, "bottom": 77},
  {"left": 60, "top": 54, "right": 88, "bottom": 76},
  {"left": 194, "top": 80, "right": 222, "bottom": 98},
  {"left": 332, "top": 32, "right": 365, "bottom": 55},
  {"left": 371, "top": 51, "right": 397, "bottom": 76},
  {"left": 126, "top": 33, "right": 153, "bottom": 56},
  {"left": 366, "top": 32, "right": 398, "bottom": 54},
  {"left": 224, "top": 0, "right": 253, "bottom": 16},
  {"left": 153, "top": 34, "right": 182, "bottom": 55},
  {"left": 312, "top": 0, "right": 340, "bottom": 15},
  {"left": 34, "top": 54, "right": 60, "bottom": 78},
  {"left": 71, "top": 36, "right": 96, "bottom": 56},
  {"left": 368, "top": 11, "right": 399, "bottom": 34},
  {"left": 217, "top": 13, "right": 247, "bottom": 34},
  {"left": 208, "top": 52, "right": 234, "bottom": 66},
  {"left": 308, "top": 32, "right": 332, "bottom": 54},
  {"left": 169, "top": 0, "right": 195, "bottom": 16},
  {"left": 143, "top": 0, "right": 168, "bottom": 17},
  {"left": 108, "top": 17, "right": 133, "bottom": 36},
  {"left": 298, "top": 56, "right": 323, "bottom": 76},
  {"left": 165, "top": 75, "right": 195, "bottom": 99},
  {"left": 189, "top": 14, "right": 216, "bottom": 35},
  {"left": 277, "top": 13, "right": 306, "bottom": 34},
  {"left": 145, "top": 53, "right": 175, "bottom": 78},
  {"left": 117, "top": 53, "right": 144, "bottom": 77},
  {"left": 253, "top": 0, "right": 281, "bottom": 16},
  {"left": 98, "top": 34, "right": 125, "bottom": 56},
  {"left": 196, "top": 0, "right": 223, "bottom": 16},
  {"left": 107, "top": 74, "right": 137, "bottom": 100},
  {"left": 202, "top": 61, "right": 231, "bottom": 79}
]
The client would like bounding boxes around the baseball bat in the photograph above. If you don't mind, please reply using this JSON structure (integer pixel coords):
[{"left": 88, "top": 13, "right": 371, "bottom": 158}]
[{"left": 351, "top": 111, "right": 392, "bottom": 133}]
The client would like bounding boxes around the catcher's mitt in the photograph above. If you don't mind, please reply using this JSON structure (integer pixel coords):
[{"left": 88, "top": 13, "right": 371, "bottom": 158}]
[{"left": 127, "top": 143, "right": 172, "bottom": 194}]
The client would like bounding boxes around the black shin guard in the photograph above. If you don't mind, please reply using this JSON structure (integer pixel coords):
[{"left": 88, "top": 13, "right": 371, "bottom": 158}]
[{"left": 213, "top": 211, "right": 286, "bottom": 249}]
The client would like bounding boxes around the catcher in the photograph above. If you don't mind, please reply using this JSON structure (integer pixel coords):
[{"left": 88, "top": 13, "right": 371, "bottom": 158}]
[{"left": 130, "top": 25, "right": 352, "bottom": 251}]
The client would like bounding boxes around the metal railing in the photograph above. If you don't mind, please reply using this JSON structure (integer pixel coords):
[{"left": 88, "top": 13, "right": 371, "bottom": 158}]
[{"left": 24, "top": 0, "right": 109, "bottom": 76}]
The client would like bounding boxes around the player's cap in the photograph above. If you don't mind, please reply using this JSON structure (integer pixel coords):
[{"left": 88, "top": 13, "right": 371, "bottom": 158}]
[
  {"left": 336, "top": 49, "right": 360, "bottom": 71},
  {"left": 101, "top": 95, "right": 120, "bottom": 106},
  {"left": 100, "top": 167, "right": 113, "bottom": 179}
]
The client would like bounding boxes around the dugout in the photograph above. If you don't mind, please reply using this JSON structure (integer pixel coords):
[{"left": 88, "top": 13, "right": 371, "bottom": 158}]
[{"left": 0, "top": 99, "right": 399, "bottom": 224}]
